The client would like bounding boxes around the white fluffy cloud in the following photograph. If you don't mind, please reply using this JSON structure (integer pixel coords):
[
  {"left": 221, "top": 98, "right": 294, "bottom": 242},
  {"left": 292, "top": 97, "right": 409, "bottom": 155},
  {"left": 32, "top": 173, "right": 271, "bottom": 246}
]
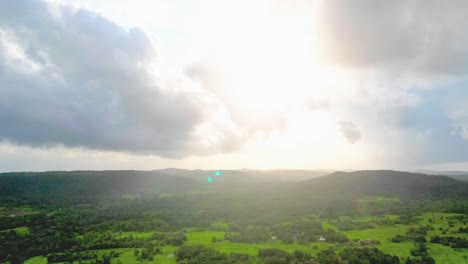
[
  {"left": 0, "top": 0, "right": 249, "bottom": 158},
  {"left": 2, "top": 0, "right": 468, "bottom": 171},
  {"left": 311, "top": 0, "right": 468, "bottom": 166}
]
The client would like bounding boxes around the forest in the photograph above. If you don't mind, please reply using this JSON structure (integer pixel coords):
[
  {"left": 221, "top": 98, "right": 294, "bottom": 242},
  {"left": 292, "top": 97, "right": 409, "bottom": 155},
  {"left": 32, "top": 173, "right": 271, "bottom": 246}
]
[{"left": 0, "top": 170, "right": 467, "bottom": 264}]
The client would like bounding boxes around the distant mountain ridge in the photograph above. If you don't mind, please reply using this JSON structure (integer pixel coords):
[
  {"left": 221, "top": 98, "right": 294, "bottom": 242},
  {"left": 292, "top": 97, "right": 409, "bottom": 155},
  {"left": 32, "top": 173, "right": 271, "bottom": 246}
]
[
  {"left": 0, "top": 171, "right": 203, "bottom": 204},
  {"left": 0, "top": 169, "right": 467, "bottom": 205},
  {"left": 155, "top": 168, "right": 330, "bottom": 183},
  {"left": 414, "top": 170, "right": 468, "bottom": 182},
  {"left": 295, "top": 170, "right": 468, "bottom": 200}
]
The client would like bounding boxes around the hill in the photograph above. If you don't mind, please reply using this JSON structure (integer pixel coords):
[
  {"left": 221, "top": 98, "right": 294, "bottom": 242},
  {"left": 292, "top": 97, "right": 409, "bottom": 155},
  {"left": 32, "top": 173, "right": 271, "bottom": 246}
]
[
  {"left": 156, "top": 168, "right": 329, "bottom": 182},
  {"left": 1, "top": 169, "right": 467, "bottom": 207},
  {"left": 0, "top": 170, "right": 203, "bottom": 205},
  {"left": 415, "top": 170, "right": 468, "bottom": 182},
  {"left": 295, "top": 170, "right": 468, "bottom": 200},
  {"left": 447, "top": 174, "right": 468, "bottom": 181}
]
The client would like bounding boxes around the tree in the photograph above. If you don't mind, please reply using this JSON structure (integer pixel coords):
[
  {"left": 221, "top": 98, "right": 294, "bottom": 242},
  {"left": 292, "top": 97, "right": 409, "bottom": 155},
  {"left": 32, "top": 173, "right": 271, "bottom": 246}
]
[{"left": 410, "top": 243, "right": 428, "bottom": 256}]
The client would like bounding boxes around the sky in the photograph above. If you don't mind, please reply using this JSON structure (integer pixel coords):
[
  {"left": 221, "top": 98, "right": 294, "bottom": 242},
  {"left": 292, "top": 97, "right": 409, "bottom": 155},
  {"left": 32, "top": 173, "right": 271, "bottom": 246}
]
[{"left": 1, "top": 0, "right": 468, "bottom": 172}]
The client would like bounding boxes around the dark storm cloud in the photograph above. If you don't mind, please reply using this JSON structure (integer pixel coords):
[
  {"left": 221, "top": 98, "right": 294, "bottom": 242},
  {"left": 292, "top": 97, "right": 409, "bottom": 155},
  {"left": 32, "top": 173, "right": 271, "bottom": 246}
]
[
  {"left": 0, "top": 0, "right": 206, "bottom": 158},
  {"left": 317, "top": 0, "right": 468, "bottom": 76},
  {"left": 338, "top": 121, "right": 361, "bottom": 144}
]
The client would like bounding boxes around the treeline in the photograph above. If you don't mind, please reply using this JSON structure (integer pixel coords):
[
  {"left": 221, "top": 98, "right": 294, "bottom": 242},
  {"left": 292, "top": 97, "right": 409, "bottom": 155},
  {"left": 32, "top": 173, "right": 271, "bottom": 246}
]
[
  {"left": 0, "top": 171, "right": 202, "bottom": 205},
  {"left": 390, "top": 225, "right": 468, "bottom": 249},
  {"left": 223, "top": 220, "right": 349, "bottom": 244},
  {"left": 391, "top": 226, "right": 431, "bottom": 243},
  {"left": 176, "top": 245, "right": 409, "bottom": 264},
  {"left": 46, "top": 251, "right": 119, "bottom": 263},
  {"left": 430, "top": 236, "right": 467, "bottom": 248},
  {"left": 0, "top": 208, "right": 187, "bottom": 263},
  {"left": 331, "top": 219, "right": 374, "bottom": 231},
  {"left": 270, "top": 220, "right": 323, "bottom": 244}
]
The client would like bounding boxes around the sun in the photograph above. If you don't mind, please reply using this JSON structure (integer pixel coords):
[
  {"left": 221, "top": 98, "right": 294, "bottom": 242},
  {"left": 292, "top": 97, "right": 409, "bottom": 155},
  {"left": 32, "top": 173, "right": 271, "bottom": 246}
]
[{"left": 193, "top": 2, "right": 339, "bottom": 117}]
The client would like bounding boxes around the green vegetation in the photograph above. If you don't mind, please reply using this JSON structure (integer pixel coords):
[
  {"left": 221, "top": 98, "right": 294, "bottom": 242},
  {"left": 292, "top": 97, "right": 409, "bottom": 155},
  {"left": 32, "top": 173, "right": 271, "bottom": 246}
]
[
  {"left": 0, "top": 170, "right": 466, "bottom": 263},
  {"left": 0, "top": 226, "right": 30, "bottom": 235}
]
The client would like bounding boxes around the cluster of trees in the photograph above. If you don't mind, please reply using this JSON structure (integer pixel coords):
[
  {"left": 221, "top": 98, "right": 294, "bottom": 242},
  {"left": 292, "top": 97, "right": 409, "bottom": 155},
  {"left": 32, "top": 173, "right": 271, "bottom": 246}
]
[
  {"left": 258, "top": 248, "right": 313, "bottom": 264},
  {"left": 46, "top": 250, "right": 119, "bottom": 263},
  {"left": 403, "top": 256, "right": 436, "bottom": 264},
  {"left": 389, "top": 227, "right": 438, "bottom": 263},
  {"left": 176, "top": 245, "right": 254, "bottom": 264},
  {"left": 134, "top": 245, "right": 162, "bottom": 261},
  {"left": 223, "top": 220, "right": 349, "bottom": 245},
  {"left": 224, "top": 225, "right": 270, "bottom": 243},
  {"left": 430, "top": 235, "right": 468, "bottom": 248},
  {"left": 0, "top": 214, "right": 37, "bottom": 230},
  {"left": 338, "top": 248, "right": 400, "bottom": 264},
  {"left": 446, "top": 214, "right": 467, "bottom": 223},
  {"left": 0, "top": 214, "right": 78, "bottom": 263},
  {"left": 410, "top": 243, "right": 429, "bottom": 256},
  {"left": 396, "top": 213, "right": 419, "bottom": 225},
  {"left": 407, "top": 242, "right": 436, "bottom": 263},
  {"left": 176, "top": 245, "right": 407, "bottom": 264},
  {"left": 316, "top": 247, "right": 435, "bottom": 264},
  {"left": 289, "top": 247, "right": 400, "bottom": 264},
  {"left": 150, "top": 231, "right": 186, "bottom": 246},
  {"left": 75, "top": 230, "right": 186, "bottom": 251},
  {"left": 322, "top": 229, "right": 349, "bottom": 243},
  {"left": 271, "top": 220, "right": 323, "bottom": 244},
  {"left": 0, "top": 208, "right": 188, "bottom": 263},
  {"left": 391, "top": 226, "right": 430, "bottom": 243},
  {"left": 176, "top": 246, "right": 315, "bottom": 264}
]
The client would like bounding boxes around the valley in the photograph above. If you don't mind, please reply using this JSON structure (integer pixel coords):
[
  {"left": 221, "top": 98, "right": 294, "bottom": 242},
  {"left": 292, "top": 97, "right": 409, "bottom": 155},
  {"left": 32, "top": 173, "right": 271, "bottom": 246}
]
[{"left": 0, "top": 170, "right": 467, "bottom": 264}]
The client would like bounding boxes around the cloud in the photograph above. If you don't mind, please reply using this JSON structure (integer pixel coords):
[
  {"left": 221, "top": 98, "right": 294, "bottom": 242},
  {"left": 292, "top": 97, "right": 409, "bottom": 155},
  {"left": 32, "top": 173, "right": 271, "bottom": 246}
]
[
  {"left": 340, "top": 83, "right": 468, "bottom": 167},
  {"left": 307, "top": 0, "right": 468, "bottom": 167},
  {"left": 316, "top": 0, "right": 468, "bottom": 77},
  {"left": 337, "top": 121, "right": 361, "bottom": 144},
  {"left": 185, "top": 63, "right": 287, "bottom": 134},
  {"left": 0, "top": 0, "right": 243, "bottom": 158},
  {"left": 2, "top": 0, "right": 468, "bottom": 171},
  {"left": 306, "top": 100, "right": 330, "bottom": 111}
]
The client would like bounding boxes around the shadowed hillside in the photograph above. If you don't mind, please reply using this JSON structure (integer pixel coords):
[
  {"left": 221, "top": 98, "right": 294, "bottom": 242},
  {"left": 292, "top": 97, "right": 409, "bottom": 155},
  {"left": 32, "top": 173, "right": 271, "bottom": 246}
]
[
  {"left": 1, "top": 170, "right": 467, "bottom": 207},
  {"left": 296, "top": 170, "right": 468, "bottom": 200},
  {"left": 0, "top": 171, "right": 203, "bottom": 205},
  {"left": 156, "top": 168, "right": 329, "bottom": 183}
]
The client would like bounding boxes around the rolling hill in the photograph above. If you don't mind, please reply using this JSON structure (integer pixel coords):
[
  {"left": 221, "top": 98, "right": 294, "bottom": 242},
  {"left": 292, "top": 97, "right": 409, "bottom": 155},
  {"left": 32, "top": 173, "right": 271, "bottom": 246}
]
[
  {"left": 295, "top": 170, "right": 468, "bottom": 200},
  {"left": 1, "top": 169, "right": 467, "bottom": 207},
  {"left": 0, "top": 171, "right": 203, "bottom": 204},
  {"left": 156, "top": 168, "right": 329, "bottom": 182}
]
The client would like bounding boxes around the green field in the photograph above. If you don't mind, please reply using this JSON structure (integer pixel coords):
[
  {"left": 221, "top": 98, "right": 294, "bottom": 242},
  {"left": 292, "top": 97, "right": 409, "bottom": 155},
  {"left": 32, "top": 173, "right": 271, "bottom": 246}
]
[
  {"left": 185, "top": 231, "right": 330, "bottom": 256},
  {"left": 22, "top": 212, "right": 467, "bottom": 263},
  {"left": 0, "top": 206, "right": 37, "bottom": 217},
  {"left": 24, "top": 256, "right": 48, "bottom": 264},
  {"left": 4, "top": 170, "right": 466, "bottom": 264},
  {"left": 78, "top": 248, "right": 177, "bottom": 264},
  {"left": 25, "top": 247, "right": 178, "bottom": 264},
  {"left": 337, "top": 213, "right": 468, "bottom": 264},
  {"left": 0, "top": 226, "right": 30, "bottom": 235},
  {"left": 184, "top": 213, "right": 467, "bottom": 263}
]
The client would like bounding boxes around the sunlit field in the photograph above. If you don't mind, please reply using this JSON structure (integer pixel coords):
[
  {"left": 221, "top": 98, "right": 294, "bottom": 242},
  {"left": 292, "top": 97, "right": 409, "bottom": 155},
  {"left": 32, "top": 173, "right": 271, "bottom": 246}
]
[
  {"left": 1, "top": 170, "right": 465, "bottom": 264},
  {"left": 19, "top": 211, "right": 468, "bottom": 264}
]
